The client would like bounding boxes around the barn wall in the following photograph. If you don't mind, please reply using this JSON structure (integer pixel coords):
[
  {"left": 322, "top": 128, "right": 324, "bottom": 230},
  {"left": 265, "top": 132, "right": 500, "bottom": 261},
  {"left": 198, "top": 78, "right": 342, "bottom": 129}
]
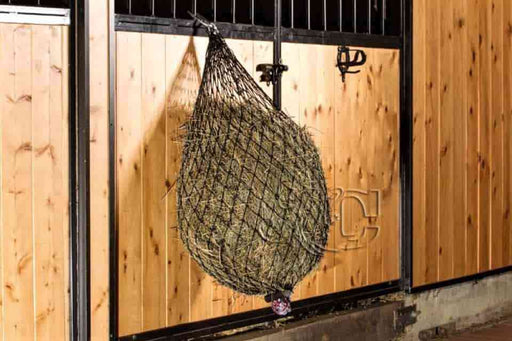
[
  {"left": 413, "top": 0, "right": 512, "bottom": 287},
  {"left": 115, "top": 31, "right": 400, "bottom": 336},
  {"left": 0, "top": 23, "right": 69, "bottom": 340}
]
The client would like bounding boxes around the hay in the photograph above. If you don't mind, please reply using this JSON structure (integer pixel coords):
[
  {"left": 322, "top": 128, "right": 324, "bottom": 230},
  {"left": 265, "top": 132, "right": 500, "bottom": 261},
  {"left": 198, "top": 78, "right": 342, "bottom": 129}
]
[{"left": 177, "top": 28, "right": 331, "bottom": 298}]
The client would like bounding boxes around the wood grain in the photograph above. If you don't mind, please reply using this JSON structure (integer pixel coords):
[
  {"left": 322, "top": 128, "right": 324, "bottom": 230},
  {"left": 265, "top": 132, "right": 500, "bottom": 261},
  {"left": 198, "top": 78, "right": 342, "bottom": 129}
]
[
  {"left": 89, "top": 0, "right": 110, "bottom": 337},
  {"left": 3, "top": 24, "right": 35, "bottom": 341},
  {"left": 466, "top": 0, "right": 480, "bottom": 277},
  {"left": 413, "top": 0, "right": 428, "bottom": 285},
  {"left": 117, "top": 31, "right": 143, "bottom": 335},
  {"left": 412, "top": 0, "right": 512, "bottom": 286}
]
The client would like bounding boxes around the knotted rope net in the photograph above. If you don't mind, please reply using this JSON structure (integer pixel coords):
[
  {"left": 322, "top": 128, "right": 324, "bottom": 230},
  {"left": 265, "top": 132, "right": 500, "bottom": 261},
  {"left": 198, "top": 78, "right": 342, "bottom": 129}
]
[{"left": 177, "top": 19, "right": 331, "bottom": 314}]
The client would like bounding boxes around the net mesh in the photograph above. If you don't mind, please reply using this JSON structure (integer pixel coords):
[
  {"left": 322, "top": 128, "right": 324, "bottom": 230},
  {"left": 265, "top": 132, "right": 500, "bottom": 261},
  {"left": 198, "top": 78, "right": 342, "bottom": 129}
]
[{"left": 177, "top": 29, "right": 331, "bottom": 298}]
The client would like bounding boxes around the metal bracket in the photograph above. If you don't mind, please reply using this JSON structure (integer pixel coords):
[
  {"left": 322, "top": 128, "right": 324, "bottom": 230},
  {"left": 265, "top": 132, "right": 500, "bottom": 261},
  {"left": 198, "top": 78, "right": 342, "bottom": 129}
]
[
  {"left": 394, "top": 304, "right": 417, "bottom": 332},
  {"left": 256, "top": 63, "right": 288, "bottom": 87},
  {"left": 336, "top": 46, "right": 367, "bottom": 82}
]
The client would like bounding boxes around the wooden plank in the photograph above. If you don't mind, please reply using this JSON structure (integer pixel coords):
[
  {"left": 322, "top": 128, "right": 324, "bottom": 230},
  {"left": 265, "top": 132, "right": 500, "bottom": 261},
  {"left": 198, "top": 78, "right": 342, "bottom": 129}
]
[
  {"left": 452, "top": 0, "right": 468, "bottom": 278},
  {"left": 31, "top": 25, "right": 52, "bottom": 340},
  {"left": 89, "top": 0, "right": 110, "bottom": 337},
  {"left": 438, "top": 0, "right": 455, "bottom": 281},
  {"left": 279, "top": 42, "right": 302, "bottom": 305},
  {"left": 333, "top": 49, "right": 370, "bottom": 291},
  {"left": 141, "top": 33, "right": 167, "bottom": 331},
  {"left": 299, "top": 44, "right": 320, "bottom": 299},
  {"left": 165, "top": 35, "right": 195, "bottom": 326},
  {"left": 117, "top": 31, "right": 143, "bottom": 336},
  {"left": 366, "top": 50, "right": 383, "bottom": 286},
  {"left": 0, "top": 23, "right": 13, "bottom": 341},
  {"left": 33, "top": 24, "right": 68, "bottom": 340},
  {"left": 466, "top": 0, "right": 480, "bottom": 276},
  {"left": 188, "top": 36, "right": 213, "bottom": 323},
  {"left": 490, "top": 0, "right": 504, "bottom": 269},
  {"left": 61, "top": 26, "right": 70, "bottom": 341},
  {"left": 379, "top": 49, "right": 400, "bottom": 283},
  {"left": 505, "top": 0, "right": 512, "bottom": 266},
  {"left": 424, "top": 0, "right": 440, "bottom": 284},
  {"left": 2, "top": 24, "right": 35, "bottom": 340},
  {"left": 478, "top": 0, "right": 492, "bottom": 272},
  {"left": 314, "top": 45, "right": 336, "bottom": 296},
  {"left": 412, "top": 0, "right": 428, "bottom": 286}
]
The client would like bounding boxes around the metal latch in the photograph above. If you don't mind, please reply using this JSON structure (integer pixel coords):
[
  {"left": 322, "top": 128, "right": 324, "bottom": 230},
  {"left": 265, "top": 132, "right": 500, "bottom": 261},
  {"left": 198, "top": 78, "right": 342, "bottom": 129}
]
[
  {"left": 394, "top": 304, "right": 417, "bottom": 332},
  {"left": 256, "top": 63, "right": 288, "bottom": 86}
]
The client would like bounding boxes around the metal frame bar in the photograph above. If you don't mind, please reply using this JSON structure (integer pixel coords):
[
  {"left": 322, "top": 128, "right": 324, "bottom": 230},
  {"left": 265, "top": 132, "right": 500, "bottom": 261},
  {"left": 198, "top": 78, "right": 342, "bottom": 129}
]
[
  {"left": 273, "top": 0, "right": 282, "bottom": 109},
  {"left": 399, "top": 0, "right": 413, "bottom": 292},
  {"left": 119, "top": 281, "right": 400, "bottom": 341},
  {"left": 114, "top": 15, "right": 401, "bottom": 48},
  {"left": 109, "top": 0, "right": 119, "bottom": 338},
  {"left": 69, "top": 0, "right": 91, "bottom": 339},
  {"left": 0, "top": 5, "right": 70, "bottom": 25}
]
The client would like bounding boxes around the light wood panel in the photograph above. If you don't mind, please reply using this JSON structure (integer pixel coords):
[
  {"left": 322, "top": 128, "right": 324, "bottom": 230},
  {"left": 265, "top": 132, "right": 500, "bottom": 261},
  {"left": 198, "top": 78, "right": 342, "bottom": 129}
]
[
  {"left": 89, "top": 0, "right": 110, "bottom": 339},
  {"left": 0, "top": 23, "right": 69, "bottom": 341},
  {"left": 413, "top": 0, "right": 512, "bottom": 287},
  {"left": 117, "top": 31, "right": 143, "bottom": 335},
  {"left": 116, "top": 33, "right": 400, "bottom": 335}
]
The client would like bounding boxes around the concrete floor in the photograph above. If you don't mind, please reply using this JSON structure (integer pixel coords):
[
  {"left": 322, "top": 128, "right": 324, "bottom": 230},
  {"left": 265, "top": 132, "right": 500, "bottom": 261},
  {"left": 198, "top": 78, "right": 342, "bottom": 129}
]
[{"left": 447, "top": 318, "right": 512, "bottom": 340}]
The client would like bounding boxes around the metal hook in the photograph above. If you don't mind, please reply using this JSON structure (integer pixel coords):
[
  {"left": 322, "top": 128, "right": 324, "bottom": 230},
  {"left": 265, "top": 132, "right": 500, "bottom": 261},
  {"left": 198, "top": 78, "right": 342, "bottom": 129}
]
[
  {"left": 336, "top": 46, "right": 367, "bottom": 82},
  {"left": 188, "top": 11, "right": 219, "bottom": 35}
]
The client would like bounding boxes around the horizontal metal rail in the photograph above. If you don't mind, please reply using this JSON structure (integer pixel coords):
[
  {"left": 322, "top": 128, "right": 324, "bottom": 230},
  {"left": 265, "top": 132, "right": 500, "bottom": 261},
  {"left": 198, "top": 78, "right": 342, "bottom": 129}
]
[
  {"left": 0, "top": 5, "right": 70, "bottom": 25},
  {"left": 114, "top": 15, "right": 401, "bottom": 49},
  {"left": 119, "top": 280, "right": 401, "bottom": 341}
]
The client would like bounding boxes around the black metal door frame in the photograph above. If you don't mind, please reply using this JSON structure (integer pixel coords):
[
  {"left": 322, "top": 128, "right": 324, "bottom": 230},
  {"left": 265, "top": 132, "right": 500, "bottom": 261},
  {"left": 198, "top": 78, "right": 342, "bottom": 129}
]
[
  {"left": 69, "top": 0, "right": 91, "bottom": 340},
  {"left": 108, "top": 0, "right": 413, "bottom": 339}
]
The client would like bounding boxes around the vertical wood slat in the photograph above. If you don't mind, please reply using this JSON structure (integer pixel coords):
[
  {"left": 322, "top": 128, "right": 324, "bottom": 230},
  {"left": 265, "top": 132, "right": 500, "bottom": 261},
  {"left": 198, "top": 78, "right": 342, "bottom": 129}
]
[
  {"left": 280, "top": 42, "right": 302, "bottom": 305},
  {"left": 366, "top": 50, "right": 382, "bottom": 286},
  {"left": 438, "top": 0, "right": 455, "bottom": 281},
  {"left": 117, "top": 31, "right": 143, "bottom": 335},
  {"left": 466, "top": 0, "right": 480, "bottom": 277},
  {"left": 490, "top": 0, "right": 504, "bottom": 269},
  {"left": 186, "top": 37, "right": 214, "bottom": 324},
  {"left": 33, "top": 25, "right": 68, "bottom": 341},
  {"left": 315, "top": 45, "right": 335, "bottom": 297},
  {"left": 504, "top": 0, "right": 512, "bottom": 266},
  {"left": 424, "top": 0, "right": 440, "bottom": 284},
  {"left": 2, "top": 24, "right": 34, "bottom": 341},
  {"left": 166, "top": 35, "right": 197, "bottom": 327},
  {"left": 478, "top": 0, "right": 492, "bottom": 272},
  {"left": 452, "top": 0, "right": 467, "bottom": 279},
  {"left": 379, "top": 49, "right": 400, "bottom": 282},
  {"left": 337, "top": 52, "right": 366, "bottom": 291},
  {"left": 141, "top": 33, "right": 167, "bottom": 331},
  {"left": 412, "top": 0, "right": 427, "bottom": 285},
  {"left": 89, "top": 0, "right": 110, "bottom": 337}
]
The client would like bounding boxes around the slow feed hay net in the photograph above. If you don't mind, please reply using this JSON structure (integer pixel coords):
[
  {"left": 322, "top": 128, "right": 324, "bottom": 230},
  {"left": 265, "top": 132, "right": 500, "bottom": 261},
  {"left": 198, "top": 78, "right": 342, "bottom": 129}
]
[{"left": 177, "top": 19, "right": 331, "bottom": 315}]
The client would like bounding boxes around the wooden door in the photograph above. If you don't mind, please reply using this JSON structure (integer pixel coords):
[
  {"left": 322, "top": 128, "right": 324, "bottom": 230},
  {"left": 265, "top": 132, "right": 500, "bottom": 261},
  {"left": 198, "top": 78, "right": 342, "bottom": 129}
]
[{"left": 116, "top": 32, "right": 400, "bottom": 336}]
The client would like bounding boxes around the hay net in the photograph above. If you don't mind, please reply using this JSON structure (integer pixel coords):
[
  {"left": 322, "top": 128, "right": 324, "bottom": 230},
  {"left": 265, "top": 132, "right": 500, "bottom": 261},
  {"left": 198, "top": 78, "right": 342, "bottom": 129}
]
[{"left": 177, "top": 21, "right": 331, "bottom": 312}]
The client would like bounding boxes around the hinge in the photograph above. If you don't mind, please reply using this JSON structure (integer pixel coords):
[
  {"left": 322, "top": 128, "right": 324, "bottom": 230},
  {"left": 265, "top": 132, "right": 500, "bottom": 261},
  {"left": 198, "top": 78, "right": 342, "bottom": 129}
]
[{"left": 394, "top": 304, "right": 417, "bottom": 332}]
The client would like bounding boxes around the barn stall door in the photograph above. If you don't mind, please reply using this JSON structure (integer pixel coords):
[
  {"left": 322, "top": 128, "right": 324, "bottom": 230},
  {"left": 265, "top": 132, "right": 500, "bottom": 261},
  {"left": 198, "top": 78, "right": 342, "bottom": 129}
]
[
  {"left": 116, "top": 32, "right": 400, "bottom": 336},
  {"left": 0, "top": 22, "right": 70, "bottom": 340}
]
